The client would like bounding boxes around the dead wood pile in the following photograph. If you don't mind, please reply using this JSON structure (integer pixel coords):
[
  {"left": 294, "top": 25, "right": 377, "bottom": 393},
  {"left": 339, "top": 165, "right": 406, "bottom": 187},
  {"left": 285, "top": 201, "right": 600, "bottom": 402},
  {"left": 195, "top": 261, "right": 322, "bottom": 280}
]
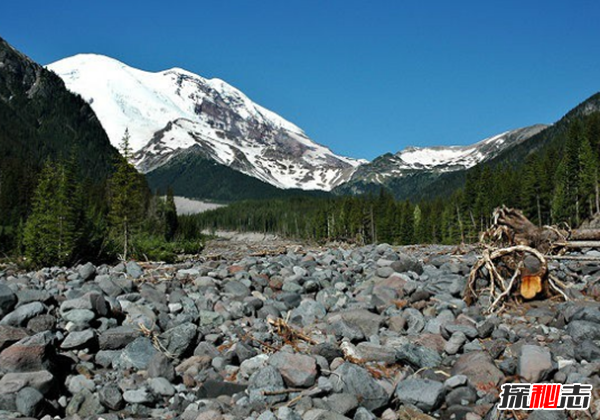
[{"left": 465, "top": 206, "right": 600, "bottom": 313}]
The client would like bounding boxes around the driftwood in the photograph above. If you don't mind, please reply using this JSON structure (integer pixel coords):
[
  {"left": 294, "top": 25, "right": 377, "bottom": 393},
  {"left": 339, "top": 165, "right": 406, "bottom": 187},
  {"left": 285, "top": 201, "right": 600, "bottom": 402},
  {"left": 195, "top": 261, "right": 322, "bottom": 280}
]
[
  {"left": 483, "top": 206, "right": 567, "bottom": 252},
  {"left": 568, "top": 229, "right": 600, "bottom": 241},
  {"left": 487, "top": 206, "right": 600, "bottom": 249},
  {"left": 464, "top": 244, "right": 560, "bottom": 312},
  {"left": 466, "top": 206, "right": 581, "bottom": 313}
]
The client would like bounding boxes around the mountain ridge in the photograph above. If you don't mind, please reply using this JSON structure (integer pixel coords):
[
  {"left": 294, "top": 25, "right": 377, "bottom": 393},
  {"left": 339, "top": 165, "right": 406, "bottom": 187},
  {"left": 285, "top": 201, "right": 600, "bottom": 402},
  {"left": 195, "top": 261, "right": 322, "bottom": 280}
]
[
  {"left": 47, "top": 54, "right": 364, "bottom": 191},
  {"left": 0, "top": 37, "right": 121, "bottom": 248},
  {"left": 335, "top": 124, "right": 548, "bottom": 198}
]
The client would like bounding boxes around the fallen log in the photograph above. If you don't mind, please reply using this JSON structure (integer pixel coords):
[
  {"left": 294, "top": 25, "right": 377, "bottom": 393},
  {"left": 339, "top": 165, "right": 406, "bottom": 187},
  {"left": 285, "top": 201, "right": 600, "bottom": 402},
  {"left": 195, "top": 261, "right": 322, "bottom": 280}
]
[
  {"left": 568, "top": 229, "right": 600, "bottom": 241},
  {"left": 553, "top": 241, "right": 600, "bottom": 249},
  {"left": 546, "top": 255, "right": 600, "bottom": 261}
]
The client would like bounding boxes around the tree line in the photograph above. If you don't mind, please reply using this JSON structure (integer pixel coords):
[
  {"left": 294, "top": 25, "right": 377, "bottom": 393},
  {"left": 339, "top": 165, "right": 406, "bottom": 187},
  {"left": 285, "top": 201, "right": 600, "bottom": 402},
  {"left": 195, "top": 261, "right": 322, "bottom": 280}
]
[
  {"left": 195, "top": 113, "right": 600, "bottom": 245},
  {"left": 0, "top": 130, "right": 203, "bottom": 266}
]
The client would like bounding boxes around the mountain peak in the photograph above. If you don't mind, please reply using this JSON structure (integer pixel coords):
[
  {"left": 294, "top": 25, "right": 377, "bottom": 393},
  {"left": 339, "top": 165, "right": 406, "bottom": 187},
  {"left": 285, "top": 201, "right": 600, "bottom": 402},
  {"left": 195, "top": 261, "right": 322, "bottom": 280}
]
[{"left": 47, "top": 54, "right": 363, "bottom": 191}]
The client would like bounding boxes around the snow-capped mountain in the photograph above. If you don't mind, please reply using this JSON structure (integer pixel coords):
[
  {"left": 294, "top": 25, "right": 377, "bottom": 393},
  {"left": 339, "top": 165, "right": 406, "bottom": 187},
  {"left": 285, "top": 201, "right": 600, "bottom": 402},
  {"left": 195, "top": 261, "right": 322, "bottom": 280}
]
[
  {"left": 349, "top": 125, "right": 548, "bottom": 185},
  {"left": 334, "top": 124, "right": 549, "bottom": 199},
  {"left": 47, "top": 54, "right": 364, "bottom": 191}
]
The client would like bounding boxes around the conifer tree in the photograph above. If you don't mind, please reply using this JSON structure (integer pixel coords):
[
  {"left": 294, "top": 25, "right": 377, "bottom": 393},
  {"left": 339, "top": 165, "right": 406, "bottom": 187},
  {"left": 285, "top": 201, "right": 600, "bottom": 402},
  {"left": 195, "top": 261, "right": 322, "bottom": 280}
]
[
  {"left": 23, "top": 160, "right": 79, "bottom": 266},
  {"left": 578, "top": 135, "right": 599, "bottom": 217},
  {"left": 165, "top": 187, "right": 178, "bottom": 240},
  {"left": 108, "top": 129, "right": 145, "bottom": 260}
]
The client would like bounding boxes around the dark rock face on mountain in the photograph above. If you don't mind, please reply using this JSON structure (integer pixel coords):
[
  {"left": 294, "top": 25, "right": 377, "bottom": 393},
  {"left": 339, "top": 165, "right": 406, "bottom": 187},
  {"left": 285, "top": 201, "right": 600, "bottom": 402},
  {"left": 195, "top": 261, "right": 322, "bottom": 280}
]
[
  {"left": 0, "top": 36, "right": 119, "bottom": 230},
  {"left": 145, "top": 146, "right": 330, "bottom": 202}
]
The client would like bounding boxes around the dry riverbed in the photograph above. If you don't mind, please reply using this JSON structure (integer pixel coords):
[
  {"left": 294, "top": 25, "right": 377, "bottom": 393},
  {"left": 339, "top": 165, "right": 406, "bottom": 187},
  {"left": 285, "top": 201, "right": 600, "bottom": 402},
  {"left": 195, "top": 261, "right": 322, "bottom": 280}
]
[{"left": 0, "top": 240, "right": 599, "bottom": 419}]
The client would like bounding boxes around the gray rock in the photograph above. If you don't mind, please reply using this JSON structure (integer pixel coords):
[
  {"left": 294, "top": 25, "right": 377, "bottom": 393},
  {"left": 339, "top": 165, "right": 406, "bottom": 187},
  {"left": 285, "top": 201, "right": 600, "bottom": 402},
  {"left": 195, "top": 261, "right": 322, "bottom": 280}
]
[
  {"left": 376, "top": 267, "right": 395, "bottom": 278},
  {"left": 61, "top": 292, "right": 109, "bottom": 316},
  {"left": 126, "top": 261, "right": 143, "bottom": 279},
  {"left": 331, "top": 363, "right": 389, "bottom": 411},
  {"left": 0, "top": 302, "right": 45, "bottom": 326},
  {"left": 99, "top": 326, "right": 138, "bottom": 350},
  {"left": 15, "top": 289, "right": 51, "bottom": 306},
  {"left": 444, "top": 375, "right": 468, "bottom": 389},
  {"left": 575, "top": 339, "right": 600, "bottom": 362},
  {"left": 0, "top": 331, "right": 55, "bottom": 373},
  {"left": 290, "top": 300, "right": 327, "bottom": 326},
  {"left": 570, "top": 306, "right": 600, "bottom": 324},
  {"left": 97, "top": 275, "right": 133, "bottom": 297},
  {"left": 147, "top": 352, "right": 176, "bottom": 382},
  {"left": 356, "top": 342, "right": 396, "bottom": 363},
  {"left": 223, "top": 281, "right": 251, "bottom": 299},
  {"left": 62, "top": 308, "right": 95, "bottom": 325},
  {"left": 394, "top": 378, "right": 445, "bottom": 412},
  {"left": 269, "top": 351, "right": 318, "bottom": 387},
  {"left": 391, "top": 254, "right": 424, "bottom": 275},
  {"left": 303, "top": 409, "right": 351, "bottom": 420},
  {"left": 312, "top": 342, "right": 343, "bottom": 363},
  {"left": 567, "top": 320, "right": 600, "bottom": 342},
  {"left": 0, "top": 370, "right": 54, "bottom": 395},
  {"left": 61, "top": 329, "right": 96, "bottom": 350},
  {"left": 444, "top": 331, "right": 467, "bottom": 355},
  {"left": 328, "top": 319, "right": 364, "bottom": 341},
  {"left": 518, "top": 345, "right": 554, "bottom": 382},
  {"left": 65, "top": 390, "right": 104, "bottom": 418},
  {"left": 258, "top": 411, "right": 278, "bottom": 420},
  {"left": 0, "top": 325, "right": 29, "bottom": 352},
  {"left": 326, "top": 393, "right": 358, "bottom": 415},
  {"left": 477, "top": 316, "right": 499, "bottom": 338},
  {"left": 78, "top": 262, "right": 96, "bottom": 281},
  {"left": 95, "top": 350, "right": 121, "bottom": 368},
  {"left": 16, "top": 387, "right": 44, "bottom": 417},
  {"left": 451, "top": 351, "right": 504, "bottom": 389},
  {"left": 248, "top": 365, "right": 287, "bottom": 405},
  {"left": 0, "top": 392, "right": 16, "bottom": 412},
  {"left": 527, "top": 410, "right": 568, "bottom": 420},
  {"left": 198, "top": 310, "right": 225, "bottom": 327},
  {"left": 99, "top": 384, "right": 124, "bottom": 411},
  {"left": 116, "top": 337, "right": 158, "bottom": 370},
  {"left": 442, "top": 323, "right": 479, "bottom": 339},
  {"left": 445, "top": 386, "right": 477, "bottom": 406},
  {"left": 197, "top": 379, "right": 248, "bottom": 398},
  {"left": 123, "top": 388, "right": 154, "bottom": 404},
  {"left": 0, "top": 283, "right": 17, "bottom": 317},
  {"left": 395, "top": 343, "right": 442, "bottom": 369},
  {"left": 67, "top": 375, "right": 95, "bottom": 395},
  {"left": 353, "top": 407, "right": 376, "bottom": 420},
  {"left": 148, "top": 377, "right": 175, "bottom": 396},
  {"left": 425, "top": 274, "right": 466, "bottom": 296},
  {"left": 233, "top": 341, "right": 258, "bottom": 363},
  {"left": 277, "top": 406, "right": 302, "bottom": 420},
  {"left": 338, "top": 310, "right": 382, "bottom": 337},
  {"left": 159, "top": 322, "right": 197, "bottom": 358},
  {"left": 403, "top": 308, "right": 425, "bottom": 334}
]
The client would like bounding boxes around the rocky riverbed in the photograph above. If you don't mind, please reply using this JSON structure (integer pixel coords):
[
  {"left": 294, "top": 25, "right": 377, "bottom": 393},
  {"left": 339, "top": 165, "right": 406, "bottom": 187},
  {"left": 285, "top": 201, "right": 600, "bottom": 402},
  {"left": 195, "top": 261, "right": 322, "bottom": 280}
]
[{"left": 0, "top": 242, "right": 599, "bottom": 420}]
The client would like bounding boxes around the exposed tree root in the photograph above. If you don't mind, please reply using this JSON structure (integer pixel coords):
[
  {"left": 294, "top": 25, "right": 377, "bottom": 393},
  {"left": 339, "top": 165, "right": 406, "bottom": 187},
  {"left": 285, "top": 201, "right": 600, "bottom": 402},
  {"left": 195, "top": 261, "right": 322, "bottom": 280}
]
[{"left": 465, "top": 207, "right": 577, "bottom": 313}]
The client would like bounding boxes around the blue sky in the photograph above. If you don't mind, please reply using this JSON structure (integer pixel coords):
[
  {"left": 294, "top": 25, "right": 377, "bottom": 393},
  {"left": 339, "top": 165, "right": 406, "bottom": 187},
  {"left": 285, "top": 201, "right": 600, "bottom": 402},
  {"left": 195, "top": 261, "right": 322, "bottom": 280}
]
[{"left": 2, "top": 1, "right": 600, "bottom": 160}]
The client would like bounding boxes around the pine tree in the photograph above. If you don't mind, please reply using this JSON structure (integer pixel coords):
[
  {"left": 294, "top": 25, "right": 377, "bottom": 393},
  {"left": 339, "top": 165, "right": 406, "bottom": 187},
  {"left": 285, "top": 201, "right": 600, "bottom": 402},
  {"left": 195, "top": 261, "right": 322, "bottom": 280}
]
[
  {"left": 578, "top": 135, "right": 599, "bottom": 218},
  {"left": 165, "top": 187, "right": 178, "bottom": 240},
  {"left": 108, "top": 129, "right": 145, "bottom": 260},
  {"left": 553, "top": 122, "right": 582, "bottom": 225},
  {"left": 23, "top": 160, "right": 79, "bottom": 266}
]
